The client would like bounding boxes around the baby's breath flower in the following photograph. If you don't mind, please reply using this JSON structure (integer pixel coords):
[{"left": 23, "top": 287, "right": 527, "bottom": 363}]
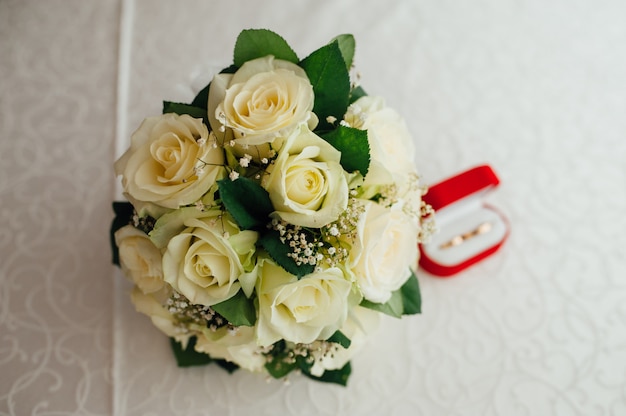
[
  {"left": 131, "top": 211, "right": 156, "bottom": 233},
  {"left": 269, "top": 219, "right": 322, "bottom": 267},
  {"left": 194, "top": 164, "right": 205, "bottom": 176},
  {"left": 263, "top": 340, "right": 344, "bottom": 373},
  {"left": 165, "top": 291, "right": 236, "bottom": 333}
]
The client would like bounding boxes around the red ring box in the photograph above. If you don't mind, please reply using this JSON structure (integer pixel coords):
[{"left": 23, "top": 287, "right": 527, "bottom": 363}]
[{"left": 419, "top": 165, "right": 509, "bottom": 277}]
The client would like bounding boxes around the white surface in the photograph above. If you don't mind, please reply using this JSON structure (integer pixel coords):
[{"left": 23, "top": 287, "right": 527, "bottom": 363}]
[{"left": 2, "top": 0, "right": 626, "bottom": 415}]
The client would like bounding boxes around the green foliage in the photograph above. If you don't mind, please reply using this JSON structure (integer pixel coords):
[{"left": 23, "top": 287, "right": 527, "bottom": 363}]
[
  {"left": 189, "top": 65, "right": 238, "bottom": 110},
  {"left": 217, "top": 177, "right": 273, "bottom": 230},
  {"left": 172, "top": 333, "right": 352, "bottom": 385},
  {"left": 170, "top": 337, "right": 240, "bottom": 373},
  {"left": 321, "top": 126, "right": 370, "bottom": 176},
  {"left": 219, "top": 64, "right": 239, "bottom": 75},
  {"left": 217, "top": 175, "right": 321, "bottom": 278},
  {"left": 234, "top": 29, "right": 299, "bottom": 67},
  {"left": 190, "top": 84, "right": 210, "bottom": 110},
  {"left": 162, "top": 101, "right": 208, "bottom": 125},
  {"left": 331, "top": 34, "right": 356, "bottom": 70},
  {"left": 360, "top": 291, "right": 403, "bottom": 318},
  {"left": 360, "top": 271, "right": 422, "bottom": 318},
  {"left": 299, "top": 41, "right": 351, "bottom": 131},
  {"left": 264, "top": 341, "right": 352, "bottom": 386},
  {"left": 110, "top": 201, "right": 134, "bottom": 266},
  {"left": 326, "top": 330, "right": 352, "bottom": 349},
  {"left": 211, "top": 290, "right": 257, "bottom": 327},
  {"left": 349, "top": 85, "right": 367, "bottom": 104},
  {"left": 214, "top": 359, "right": 239, "bottom": 374},
  {"left": 301, "top": 361, "right": 351, "bottom": 387},
  {"left": 170, "top": 337, "right": 213, "bottom": 367},
  {"left": 264, "top": 341, "right": 298, "bottom": 378},
  {"left": 399, "top": 270, "right": 422, "bottom": 315}
]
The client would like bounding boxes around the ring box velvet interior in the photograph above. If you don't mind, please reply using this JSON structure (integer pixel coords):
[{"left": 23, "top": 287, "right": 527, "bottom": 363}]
[{"left": 419, "top": 165, "right": 509, "bottom": 277}]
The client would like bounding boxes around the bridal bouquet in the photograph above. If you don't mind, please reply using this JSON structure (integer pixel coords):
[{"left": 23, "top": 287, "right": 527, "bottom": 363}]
[{"left": 111, "top": 29, "right": 434, "bottom": 385}]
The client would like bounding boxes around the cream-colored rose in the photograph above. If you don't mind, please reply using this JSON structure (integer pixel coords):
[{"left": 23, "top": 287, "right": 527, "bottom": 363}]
[
  {"left": 115, "top": 225, "right": 166, "bottom": 294},
  {"left": 256, "top": 259, "right": 352, "bottom": 347},
  {"left": 308, "top": 306, "right": 380, "bottom": 377},
  {"left": 162, "top": 216, "right": 258, "bottom": 306},
  {"left": 130, "top": 286, "right": 193, "bottom": 347},
  {"left": 350, "top": 200, "right": 419, "bottom": 304},
  {"left": 194, "top": 326, "right": 266, "bottom": 372},
  {"left": 262, "top": 125, "right": 349, "bottom": 228},
  {"left": 344, "top": 96, "right": 419, "bottom": 197},
  {"left": 345, "top": 96, "right": 416, "bottom": 175},
  {"left": 114, "top": 113, "right": 225, "bottom": 213},
  {"left": 209, "top": 55, "right": 317, "bottom": 146}
]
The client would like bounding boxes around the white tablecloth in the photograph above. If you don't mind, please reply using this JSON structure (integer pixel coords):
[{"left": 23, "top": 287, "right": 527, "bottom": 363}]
[{"left": 2, "top": 0, "right": 626, "bottom": 414}]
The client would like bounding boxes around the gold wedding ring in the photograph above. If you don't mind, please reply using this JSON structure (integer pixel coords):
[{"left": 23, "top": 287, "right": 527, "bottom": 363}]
[{"left": 439, "top": 222, "right": 492, "bottom": 250}]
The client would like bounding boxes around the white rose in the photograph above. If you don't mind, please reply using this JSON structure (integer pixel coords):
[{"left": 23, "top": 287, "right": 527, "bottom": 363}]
[
  {"left": 114, "top": 113, "right": 225, "bottom": 213},
  {"left": 162, "top": 216, "right": 259, "bottom": 306},
  {"left": 262, "top": 125, "right": 349, "bottom": 228},
  {"left": 130, "top": 286, "right": 193, "bottom": 347},
  {"left": 344, "top": 96, "right": 419, "bottom": 196},
  {"left": 194, "top": 326, "right": 266, "bottom": 372},
  {"left": 350, "top": 200, "right": 419, "bottom": 304},
  {"left": 209, "top": 55, "right": 317, "bottom": 146},
  {"left": 115, "top": 225, "right": 166, "bottom": 294},
  {"left": 256, "top": 259, "right": 352, "bottom": 347}
]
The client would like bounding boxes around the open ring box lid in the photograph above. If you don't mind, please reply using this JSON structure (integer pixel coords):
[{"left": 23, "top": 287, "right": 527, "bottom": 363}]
[{"left": 419, "top": 164, "right": 509, "bottom": 277}]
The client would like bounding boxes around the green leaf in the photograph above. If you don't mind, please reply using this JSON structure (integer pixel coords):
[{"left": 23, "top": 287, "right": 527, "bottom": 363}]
[
  {"left": 299, "top": 41, "right": 351, "bottom": 131},
  {"left": 170, "top": 337, "right": 213, "bottom": 367},
  {"left": 217, "top": 177, "right": 273, "bottom": 230},
  {"left": 211, "top": 290, "right": 257, "bottom": 327},
  {"left": 349, "top": 85, "right": 367, "bottom": 104},
  {"left": 321, "top": 126, "right": 370, "bottom": 176},
  {"left": 214, "top": 359, "right": 239, "bottom": 374},
  {"left": 170, "top": 337, "right": 239, "bottom": 373},
  {"left": 162, "top": 101, "right": 208, "bottom": 124},
  {"left": 265, "top": 357, "right": 297, "bottom": 378},
  {"left": 258, "top": 230, "right": 315, "bottom": 278},
  {"left": 331, "top": 34, "right": 355, "bottom": 70},
  {"left": 190, "top": 65, "right": 238, "bottom": 110},
  {"left": 326, "top": 330, "right": 351, "bottom": 349},
  {"left": 400, "top": 270, "right": 422, "bottom": 315},
  {"left": 190, "top": 84, "right": 210, "bottom": 110},
  {"left": 360, "top": 290, "right": 403, "bottom": 318},
  {"left": 234, "top": 29, "right": 298, "bottom": 67},
  {"left": 265, "top": 341, "right": 352, "bottom": 385},
  {"left": 219, "top": 64, "right": 239, "bottom": 75},
  {"left": 301, "top": 361, "right": 351, "bottom": 386},
  {"left": 110, "top": 201, "right": 134, "bottom": 266},
  {"left": 265, "top": 342, "right": 298, "bottom": 378},
  {"left": 360, "top": 270, "right": 422, "bottom": 318}
]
